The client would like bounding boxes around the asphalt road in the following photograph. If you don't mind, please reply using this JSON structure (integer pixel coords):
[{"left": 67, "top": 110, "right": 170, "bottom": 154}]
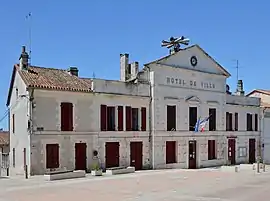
[{"left": 0, "top": 168, "right": 270, "bottom": 201}]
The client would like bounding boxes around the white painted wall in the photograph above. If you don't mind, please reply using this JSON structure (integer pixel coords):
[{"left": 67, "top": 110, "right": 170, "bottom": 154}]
[{"left": 9, "top": 70, "right": 31, "bottom": 176}]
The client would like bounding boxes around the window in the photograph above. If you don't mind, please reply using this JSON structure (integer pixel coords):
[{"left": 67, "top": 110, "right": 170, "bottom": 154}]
[
  {"left": 167, "top": 105, "right": 176, "bottom": 131},
  {"left": 61, "top": 102, "right": 73, "bottom": 131},
  {"left": 107, "top": 106, "right": 115, "bottom": 131},
  {"left": 189, "top": 107, "right": 197, "bottom": 131},
  {"left": 12, "top": 148, "right": 15, "bottom": 167},
  {"left": 208, "top": 140, "right": 216, "bottom": 160},
  {"left": 117, "top": 106, "right": 123, "bottom": 131},
  {"left": 16, "top": 88, "right": 18, "bottom": 99},
  {"left": 254, "top": 114, "right": 258, "bottom": 131},
  {"left": 235, "top": 113, "right": 238, "bottom": 131},
  {"left": 226, "top": 112, "right": 233, "bottom": 131},
  {"left": 126, "top": 106, "right": 132, "bottom": 131},
  {"left": 246, "top": 113, "right": 253, "bottom": 131},
  {"left": 132, "top": 108, "right": 139, "bottom": 131},
  {"left": 12, "top": 114, "right": 15, "bottom": 133},
  {"left": 100, "top": 105, "right": 107, "bottom": 131},
  {"left": 166, "top": 141, "right": 176, "bottom": 164},
  {"left": 141, "top": 107, "right": 146, "bottom": 131},
  {"left": 46, "top": 144, "right": 59, "bottom": 169},
  {"left": 209, "top": 108, "right": 216, "bottom": 131}
]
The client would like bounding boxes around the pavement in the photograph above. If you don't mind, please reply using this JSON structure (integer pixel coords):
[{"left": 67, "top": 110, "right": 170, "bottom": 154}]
[{"left": 0, "top": 167, "right": 270, "bottom": 201}]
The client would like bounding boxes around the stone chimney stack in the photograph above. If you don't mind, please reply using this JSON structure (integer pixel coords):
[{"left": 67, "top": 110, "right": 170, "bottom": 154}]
[
  {"left": 130, "top": 62, "right": 139, "bottom": 79},
  {"left": 19, "top": 46, "right": 29, "bottom": 70},
  {"left": 235, "top": 80, "right": 245, "bottom": 96},
  {"left": 120, "top": 53, "right": 130, "bottom": 81},
  {"left": 68, "top": 67, "right": 79, "bottom": 76}
]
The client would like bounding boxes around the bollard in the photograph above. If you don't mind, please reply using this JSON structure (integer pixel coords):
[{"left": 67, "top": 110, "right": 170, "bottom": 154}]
[
  {"left": 25, "top": 165, "right": 28, "bottom": 179},
  {"left": 235, "top": 166, "right": 238, "bottom": 172},
  {"left": 263, "top": 164, "right": 266, "bottom": 172},
  {"left": 257, "top": 157, "right": 260, "bottom": 173}
]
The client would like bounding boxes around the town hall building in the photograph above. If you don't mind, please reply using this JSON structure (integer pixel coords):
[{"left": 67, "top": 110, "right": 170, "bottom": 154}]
[{"left": 7, "top": 42, "right": 260, "bottom": 176}]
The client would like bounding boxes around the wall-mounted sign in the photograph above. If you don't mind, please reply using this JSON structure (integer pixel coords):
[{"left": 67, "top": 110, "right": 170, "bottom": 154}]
[{"left": 166, "top": 77, "right": 216, "bottom": 89}]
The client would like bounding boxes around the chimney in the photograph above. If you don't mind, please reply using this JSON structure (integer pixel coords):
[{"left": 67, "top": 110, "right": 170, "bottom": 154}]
[
  {"left": 130, "top": 62, "right": 139, "bottom": 79},
  {"left": 68, "top": 67, "right": 79, "bottom": 76},
  {"left": 235, "top": 80, "right": 245, "bottom": 96},
  {"left": 19, "top": 46, "right": 29, "bottom": 70},
  {"left": 120, "top": 53, "right": 129, "bottom": 81}
]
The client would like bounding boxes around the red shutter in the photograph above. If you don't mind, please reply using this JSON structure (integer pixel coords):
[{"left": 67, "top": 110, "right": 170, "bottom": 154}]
[
  {"left": 118, "top": 106, "right": 123, "bottom": 131},
  {"left": 141, "top": 107, "right": 146, "bottom": 131},
  {"left": 100, "top": 105, "right": 107, "bottom": 131},
  {"left": 126, "top": 106, "right": 132, "bottom": 131},
  {"left": 61, "top": 102, "right": 73, "bottom": 131},
  {"left": 12, "top": 114, "right": 15, "bottom": 133},
  {"left": 46, "top": 144, "right": 59, "bottom": 169}
]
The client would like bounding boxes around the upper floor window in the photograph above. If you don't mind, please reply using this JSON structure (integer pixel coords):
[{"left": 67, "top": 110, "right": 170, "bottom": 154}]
[
  {"left": 226, "top": 112, "right": 233, "bottom": 131},
  {"left": 234, "top": 113, "right": 238, "bottom": 131},
  {"left": 167, "top": 105, "right": 176, "bottom": 131},
  {"left": 15, "top": 88, "right": 18, "bottom": 99},
  {"left": 209, "top": 108, "right": 216, "bottom": 131},
  {"left": 246, "top": 113, "right": 253, "bottom": 131},
  {"left": 189, "top": 107, "right": 197, "bottom": 131},
  {"left": 254, "top": 114, "right": 258, "bottom": 131},
  {"left": 12, "top": 114, "right": 15, "bottom": 133},
  {"left": 61, "top": 102, "right": 73, "bottom": 131},
  {"left": 100, "top": 105, "right": 115, "bottom": 131}
]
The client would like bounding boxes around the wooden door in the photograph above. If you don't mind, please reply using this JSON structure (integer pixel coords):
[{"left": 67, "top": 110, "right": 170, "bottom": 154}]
[
  {"left": 105, "top": 142, "right": 119, "bottom": 168},
  {"left": 228, "top": 139, "right": 236, "bottom": 165},
  {"left": 130, "top": 141, "right": 143, "bottom": 170},
  {"left": 249, "top": 139, "right": 256, "bottom": 164},
  {"left": 188, "top": 140, "right": 196, "bottom": 169},
  {"left": 75, "top": 143, "right": 87, "bottom": 170}
]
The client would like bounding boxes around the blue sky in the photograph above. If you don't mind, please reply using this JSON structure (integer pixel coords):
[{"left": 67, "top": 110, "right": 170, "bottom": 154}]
[{"left": 0, "top": 0, "right": 269, "bottom": 129}]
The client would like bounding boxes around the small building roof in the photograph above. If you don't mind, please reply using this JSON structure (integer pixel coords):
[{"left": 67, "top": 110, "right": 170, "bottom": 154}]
[{"left": 246, "top": 89, "right": 270, "bottom": 97}]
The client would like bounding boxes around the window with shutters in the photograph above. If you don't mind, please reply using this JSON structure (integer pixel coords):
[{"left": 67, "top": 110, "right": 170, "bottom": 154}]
[
  {"left": 132, "top": 108, "right": 139, "bottom": 131},
  {"left": 141, "top": 107, "right": 146, "bottom": 131},
  {"left": 118, "top": 106, "right": 123, "bottom": 131},
  {"left": 254, "top": 114, "right": 258, "bottom": 131},
  {"left": 209, "top": 108, "right": 216, "bottom": 131},
  {"left": 107, "top": 106, "right": 115, "bottom": 131},
  {"left": 61, "top": 102, "right": 73, "bottom": 131},
  {"left": 46, "top": 144, "right": 59, "bottom": 169},
  {"left": 12, "top": 114, "right": 15, "bottom": 133},
  {"left": 189, "top": 107, "right": 197, "bottom": 131},
  {"left": 166, "top": 141, "right": 177, "bottom": 164},
  {"left": 100, "top": 105, "right": 107, "bottom": 131},
  {"left": 208, "top": 140, "right": 216, "bottom": 160},
  {"left": 235, "top": 113, "right": 238, "bottom": 131},
  {"left": 226, "top": 112, "right": 233, "bottom": 131},
  {"left": 246, "top": 113, "right": 253, "bottom": 131},
  {"left": 126, "top": 106, "right": 132, "bottom": 131},
  {"left": 12, "top": 148, "right": 15, "bottom": 167},
  {"left": 167, "top": 105, "right": 176, "bottom": 131}
]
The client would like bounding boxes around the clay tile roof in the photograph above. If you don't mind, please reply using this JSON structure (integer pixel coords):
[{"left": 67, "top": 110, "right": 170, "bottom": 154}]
[
  {"left": 7, "top": 65, "right": 93, "bottom": 106},
  {"left": 0, "top": 131, "right": 9, "bottom": 146},
  {"left": 246, "top": 89, "right": 270, "bottom": 96},
  {"left": 16, "top": 64, "right": 92, "bottom": 92}
]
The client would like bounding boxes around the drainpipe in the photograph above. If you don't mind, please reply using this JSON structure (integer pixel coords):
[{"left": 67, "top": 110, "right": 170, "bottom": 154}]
[
  {"left": 146, "top": 66, "right": 153, "bottom": 169},
  {"left": 29, "top": 89, "right": 34, "bottom": 176},
  {"left": 261, "top": 107, "right": 266, "bottom": 163}
]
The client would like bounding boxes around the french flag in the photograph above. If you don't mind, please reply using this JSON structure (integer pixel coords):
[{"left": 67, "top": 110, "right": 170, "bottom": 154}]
[{"left": 195, "top": 116, "right": 210, "bottom": 132}]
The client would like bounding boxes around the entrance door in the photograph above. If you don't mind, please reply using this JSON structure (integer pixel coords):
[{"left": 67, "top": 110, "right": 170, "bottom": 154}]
[
  {"left": 228, "top": 139, "right": 236, "bottom": 165},
  {"left": 130, "top": 141, "right": 143, "bottom": 170},
  {"left": 75, "top": 143, "right": 87, "bottom": 170},
  {"left": 249, "top": 139, "right": 256, "bottom": 164},
  {"left": 105, "top": 142, "right": 119, "bottom": 168},
  {"left": 188, "top": 140, "right": 196, "bottom": 169}
]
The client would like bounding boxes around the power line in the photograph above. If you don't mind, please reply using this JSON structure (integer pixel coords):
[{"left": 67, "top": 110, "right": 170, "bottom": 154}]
[{"left": 26, "top": 12, "right": 32, "bottom": 65}]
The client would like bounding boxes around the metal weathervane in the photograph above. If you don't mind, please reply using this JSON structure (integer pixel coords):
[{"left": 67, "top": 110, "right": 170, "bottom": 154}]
[{"left": 161, "top": 36, "right": 190, "bottom": 54}]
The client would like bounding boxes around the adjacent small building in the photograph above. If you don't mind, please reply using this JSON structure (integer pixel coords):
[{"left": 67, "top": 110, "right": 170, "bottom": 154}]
[
  {"left": 7, "top": 44, "right": 261, "bottom": 176},
  {"left": 247, "top": 89, "right": 270, "bottom": 164},
  {"left": 0, "top": 131, "right": 9, "bottom": 153}
]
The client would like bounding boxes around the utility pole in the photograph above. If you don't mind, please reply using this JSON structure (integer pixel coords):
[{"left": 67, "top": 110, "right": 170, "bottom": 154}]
[{"left": 235, "top": 59, "right": 239, "bottom": 82}]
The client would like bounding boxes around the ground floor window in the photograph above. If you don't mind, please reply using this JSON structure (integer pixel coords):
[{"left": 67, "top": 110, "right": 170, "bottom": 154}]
[
  {"left": 208, "top": 140, "right": 216, "bottom": 160},
  {"left": 166, "top": 141, "right": 177, "bottom": 164},
  {"left": 46, "top": 144, "right": 59, "bottom": 169}
]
